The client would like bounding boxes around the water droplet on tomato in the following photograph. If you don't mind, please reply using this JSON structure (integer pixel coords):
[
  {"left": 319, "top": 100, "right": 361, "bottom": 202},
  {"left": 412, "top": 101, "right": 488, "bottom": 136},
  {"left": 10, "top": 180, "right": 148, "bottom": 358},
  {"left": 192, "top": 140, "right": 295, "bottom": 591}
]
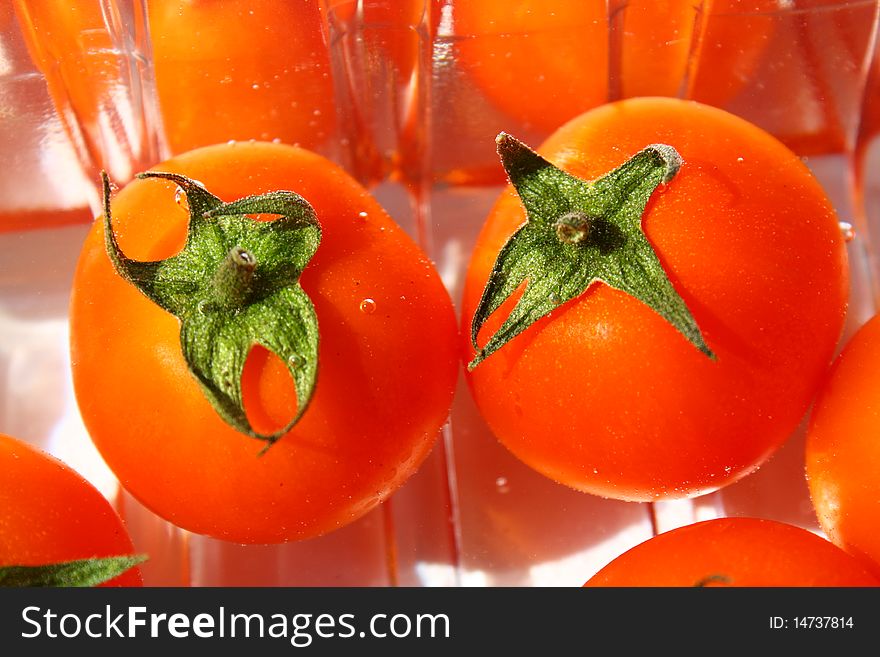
[
  {"left": 839, "top": 222, "right": 855, "bottom": 242},
  {"left": 358, "top": 211, "right": 368, "bottom": 220},
  {"left": 359, "top": 298, "right": 377, "bottom": 315},
  {"left": 227, "top": 139, "right": 237, "bottom": 146},
  {"left": 495, "top": 476, "right": 509, "bottom": 493},
  {"left": 175, "top": 187, "right": 189, "bottom": 212}
]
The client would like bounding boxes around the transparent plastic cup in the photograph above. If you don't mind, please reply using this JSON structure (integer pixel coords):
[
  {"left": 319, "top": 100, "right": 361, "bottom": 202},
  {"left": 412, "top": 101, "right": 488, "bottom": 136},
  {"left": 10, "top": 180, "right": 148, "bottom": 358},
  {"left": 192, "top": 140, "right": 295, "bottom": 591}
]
[
  {"left": 681, "top": 0, "right": 879, "bottom": 535},
  {"left": 1, "top": 0, "right": 877, "bottom": 587},
  {"left": 0, "top": 2, "right": 95, "bottom": 230},
  {"left": 12, "top": 0, "right": 165, "bottom": 192}
]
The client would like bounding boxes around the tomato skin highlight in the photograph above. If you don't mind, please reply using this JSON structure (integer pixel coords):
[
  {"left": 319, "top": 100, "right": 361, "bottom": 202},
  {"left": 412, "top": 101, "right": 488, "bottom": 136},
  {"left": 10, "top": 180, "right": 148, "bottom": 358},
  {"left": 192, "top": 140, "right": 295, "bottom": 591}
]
[
  {"left": 462, "top": 97, "right": 848, "bottom": 501},
  {"left": 0, "top": 434, "right": 142, "bottom": 587},
  {"left": 584, "top": 517, "right": 880, "bottom": 587},
  {"left": 806, "top": 312, "right": 880, "bottom": 578},
  {"left": 70, "top": 141, "right": 459, "bottom": 544}
]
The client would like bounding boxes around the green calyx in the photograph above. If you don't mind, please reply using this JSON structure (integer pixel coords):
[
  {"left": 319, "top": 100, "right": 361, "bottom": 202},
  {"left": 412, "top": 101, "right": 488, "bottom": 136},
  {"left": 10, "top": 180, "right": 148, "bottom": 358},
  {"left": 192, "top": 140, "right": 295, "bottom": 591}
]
[
  {"left": 693, "top": 574, "right": 733, "bottom": 587},
  {"left": 0, "top": 554, "right": 147, "bottom": 587},
  {"left": 468, "top": 133, "right": 714, "bottom": 371},
  {"left": 102, "top": 171, "right": 321, "bottom": 447}
]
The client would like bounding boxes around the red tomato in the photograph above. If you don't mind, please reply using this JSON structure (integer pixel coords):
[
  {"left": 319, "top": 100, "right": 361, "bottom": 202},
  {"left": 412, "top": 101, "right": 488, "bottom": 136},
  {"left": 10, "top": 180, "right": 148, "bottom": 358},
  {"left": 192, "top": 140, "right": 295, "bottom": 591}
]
[
  {"left": 462, "top": 97, "right": 848, "bottom": 501},
  {"left": 449, "top": 0, "right": 770, "bottom": 132},
  {"left": 0, "top": 433, "right": 142, "bottom": 587},
  {"left": 685, "top": 0, "right": 777, "bottom": 108},
  {"left": 617, "top": 0, "right": 704, "bottom": 99},
  {"left": 148, "top": 0, "right": 336, "bottom": 155},
  {"left": 806, "top": 312, "right": 880, "bottom": 578},
  {"left": 69, "top": 141, "right": 459, "bottom": 544},
  {"left": 429, "top": 0, "right": 774, "bottom": 187},
  {"left": 452, "top": 0, "right": 609, "bottom": 136},
  {"left": 585, "top": 517, "right": 880, "bottom": 587}
]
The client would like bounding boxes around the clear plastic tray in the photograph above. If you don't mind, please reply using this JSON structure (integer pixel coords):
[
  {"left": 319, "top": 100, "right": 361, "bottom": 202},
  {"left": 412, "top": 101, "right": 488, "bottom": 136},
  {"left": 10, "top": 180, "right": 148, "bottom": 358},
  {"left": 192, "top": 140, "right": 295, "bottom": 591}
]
[{"left": 2, "top": 0, "right": 878, "bottom": 586}]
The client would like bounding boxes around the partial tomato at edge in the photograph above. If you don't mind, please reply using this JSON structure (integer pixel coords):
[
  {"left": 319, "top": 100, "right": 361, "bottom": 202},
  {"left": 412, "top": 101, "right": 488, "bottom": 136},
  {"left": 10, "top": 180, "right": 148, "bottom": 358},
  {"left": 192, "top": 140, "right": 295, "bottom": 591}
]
[
  {"left": 584, "top": 517, "right": 880, "bottom": 587},
  {"left": 806, "top": 311, "right": 880, "bottom": 578},
  {"left": 69, "top": 141, "right": 459, "bottom": 544},
  {"left": 0, "top": 433, "right": 142, "bottom": 587},
  {"left": 462, "top": 97, "right": 848, "bottom": 502}
]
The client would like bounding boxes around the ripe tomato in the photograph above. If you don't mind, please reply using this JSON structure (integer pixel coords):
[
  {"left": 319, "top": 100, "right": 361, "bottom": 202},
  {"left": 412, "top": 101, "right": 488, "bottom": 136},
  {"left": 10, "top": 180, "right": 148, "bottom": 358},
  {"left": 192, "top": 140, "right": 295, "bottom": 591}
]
[
  {"left": 449, "top": 0, "right": 772, "bottom": 134},
  {"left": 805, "top": 311, "right": 880, "bottom": 578},
  {"left": 584, "top": 517, "right": 880, "bottom": 587},
  {"left": 434, "top": 0, "right": 772, "bottom": 187},
  {"left": 69, "top": 141, "right": 459, "bottom": 544},
  {"left": 0, "top": 433, "right": 142, "bottom": 587},
  {"left": 685, "top": 0, "right": 777, "bottom": 109},
  {"left": 452, "top": 0, "right": 609, "bottom": 136},
  {"left": 148, "top": 0, "right": 336, "bottom": 155},
  {"left": 462, "top": 97, "right": 848, "bottom": 501}
]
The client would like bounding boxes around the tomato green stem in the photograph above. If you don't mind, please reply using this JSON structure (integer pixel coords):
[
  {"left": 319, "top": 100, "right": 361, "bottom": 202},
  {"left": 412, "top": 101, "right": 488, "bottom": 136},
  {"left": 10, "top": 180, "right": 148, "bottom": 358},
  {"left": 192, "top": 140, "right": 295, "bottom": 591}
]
[
  {"left": 101, "top": 171, "right": 322, "bottom": 447},
  {"left": 554, "top": 211, "right": 593, "bottom": 244},
  {"left": 693, "top": 574, "right": 732, "bottom": 587},
  {"left": 468, "top": 133, "right": 712, "bottom": 370},
  {"left": 212, "top": 246, "right": 257, "bottom": 311}
]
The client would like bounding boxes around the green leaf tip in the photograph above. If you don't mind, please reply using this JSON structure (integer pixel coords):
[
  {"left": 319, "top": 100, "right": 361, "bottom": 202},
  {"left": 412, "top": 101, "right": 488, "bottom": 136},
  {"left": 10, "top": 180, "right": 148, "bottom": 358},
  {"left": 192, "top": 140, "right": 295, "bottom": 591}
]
[
  {"left": 102, "top": 170, "right": 322, "bottom": 448},
  {"left": 468, "top": 134, "right": 714, "bottom": 371},
  {"left": 0, "top": 554, "right": 147, "bottom": 587}
]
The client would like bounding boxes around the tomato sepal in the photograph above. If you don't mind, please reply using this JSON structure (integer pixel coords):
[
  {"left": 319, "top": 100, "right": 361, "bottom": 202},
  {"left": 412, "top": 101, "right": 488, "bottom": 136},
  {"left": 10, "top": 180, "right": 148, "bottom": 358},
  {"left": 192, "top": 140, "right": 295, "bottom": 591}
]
[
  {"left": 102, "top": 172, "right": 321, "bottom": 446},
  {"left": 693, "top": 574, "right": 732, "bottom": 587},
  {"left": 468, "top": 132, "right": 714, "bottom": 370},
  {"left": 0, "top": 554, "right": 147, "bottom": 588}
]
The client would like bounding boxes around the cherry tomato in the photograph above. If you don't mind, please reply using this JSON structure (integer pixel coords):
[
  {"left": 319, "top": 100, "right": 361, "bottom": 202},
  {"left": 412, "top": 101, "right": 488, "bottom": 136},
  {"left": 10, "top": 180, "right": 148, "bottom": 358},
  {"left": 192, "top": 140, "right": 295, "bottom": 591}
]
[
  {"left": 0, "top": 433, "right": 142, "bottom": 587},
  {"left": 148, "top": 0, "right": 336, "bottom": 155},
  {"left": 584, "top": 517, "right": 880, "bottom": 587},
  {"left": 450, "top": 0, "right": 770, "bottom": 133},
  {"left": 805, "top": 311, "right": 880, "bottom": 578},
  {"left": 432, "top": 0, "right": 772, "bottom": 187},
  {"left": 69, "top": 141, "right": 459, "bottom": 544},
  {"left": 452, "top": 0, "right": 608, "bottom": 136},
  {"left": 462, "top": 97, "right": 848, "bottom": 501},
  {"left": 617, "top": 0, "right": 704, "bottom": 99},
  {"left": 685, "top": 0, "right": 777, "bottom": 109}
]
